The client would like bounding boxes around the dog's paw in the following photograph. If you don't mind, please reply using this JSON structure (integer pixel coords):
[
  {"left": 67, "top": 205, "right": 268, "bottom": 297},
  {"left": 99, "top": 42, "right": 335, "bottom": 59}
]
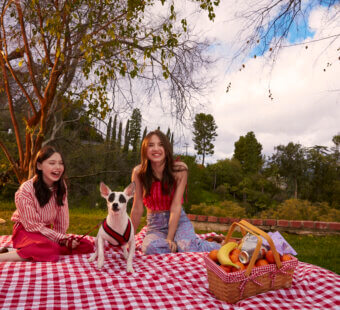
[
  {"left": 126, "top": 265, "right": 134, "bottom": 273},
  {"left": 97, "top": 259, "right": 104, "bottom": 269}
]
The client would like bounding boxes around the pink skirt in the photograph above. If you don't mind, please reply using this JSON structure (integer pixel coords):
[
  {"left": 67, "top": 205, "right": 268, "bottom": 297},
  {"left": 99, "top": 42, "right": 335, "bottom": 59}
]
[{"left": 12, "top": 223, "right": 94, "bottom": 262}]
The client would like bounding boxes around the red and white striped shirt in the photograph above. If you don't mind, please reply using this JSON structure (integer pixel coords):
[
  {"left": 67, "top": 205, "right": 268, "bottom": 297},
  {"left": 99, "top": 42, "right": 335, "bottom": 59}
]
[{"left": 11, "top": 178, "right": 69, "bottom": 243}]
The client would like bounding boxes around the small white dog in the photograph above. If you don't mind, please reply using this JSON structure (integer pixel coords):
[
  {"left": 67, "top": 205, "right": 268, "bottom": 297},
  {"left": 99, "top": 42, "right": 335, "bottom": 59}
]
[{"left": 89, "top": 182, "right": 136, "bottom": 273}]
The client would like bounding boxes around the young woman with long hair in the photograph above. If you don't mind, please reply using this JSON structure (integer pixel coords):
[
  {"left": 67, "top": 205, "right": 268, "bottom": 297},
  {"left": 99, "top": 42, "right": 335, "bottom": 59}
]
[
  {"left": 130, "top": 130, "right": 221, "bottom": 254},
  {"left": 0, "top": 145, "right": 93, "bottom": 262}
]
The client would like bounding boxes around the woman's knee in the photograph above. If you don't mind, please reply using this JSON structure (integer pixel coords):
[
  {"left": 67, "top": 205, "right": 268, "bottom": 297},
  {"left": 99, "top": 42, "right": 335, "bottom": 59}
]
[
  {"left": 176, "top": 238, "right": 221, "bottom": 253},
  {"left": 176, "top": 239, "right": 192, "bottom": 252},
  {"left": 142, "top": 237, "right": 170, "bottom": 255}
]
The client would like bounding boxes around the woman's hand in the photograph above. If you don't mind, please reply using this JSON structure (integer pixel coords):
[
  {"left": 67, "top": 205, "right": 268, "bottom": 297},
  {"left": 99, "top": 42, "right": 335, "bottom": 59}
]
[
  {"left": 166, "top": 239, "right": 177, "bottom": 253},
  {"left": 67, "top": 237, "right": 80, "bottom": 249},
  {"left": 60, "top": 236, "right": 80, "bottom": 250}
]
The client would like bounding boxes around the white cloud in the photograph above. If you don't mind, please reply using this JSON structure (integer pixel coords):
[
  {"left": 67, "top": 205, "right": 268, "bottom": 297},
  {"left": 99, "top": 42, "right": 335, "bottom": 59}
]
[{"left": 142, "top": 2, "right": 340, "bottom": 164}]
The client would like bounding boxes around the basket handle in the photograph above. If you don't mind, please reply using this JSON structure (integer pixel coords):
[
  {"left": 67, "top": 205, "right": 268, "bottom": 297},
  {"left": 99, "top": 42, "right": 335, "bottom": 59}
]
[{"left": 224, "top": 220, "right": 282, "bottom": 276}]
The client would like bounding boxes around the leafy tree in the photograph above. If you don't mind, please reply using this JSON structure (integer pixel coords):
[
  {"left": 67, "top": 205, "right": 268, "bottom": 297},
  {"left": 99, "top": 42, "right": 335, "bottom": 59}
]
[
  {"left": 333, "top": 134, "right": 340, "bottom": 148},
  {"left": 206, "top": 158, "right": 243, "bottom": 191},
  {"left": 180, "top": 155, "right": 211, "bottom": 208},
  {"left": 332, "top": 134, "right": 340, "bottom": 163},
  {"left": 192, "top": 113, "right": 218, "bottom": 165},
  {"left": 233, "top": 131, "right": 263, "bottom": 175},
  {"left": 305, "top": 146, "right": 339, "bottom": 206},
  {"left": 0, "top": 0, "right": 220, "bottom": 183},
  {"left": 269, "top": 142, "right": 307, "bottom": 199}
]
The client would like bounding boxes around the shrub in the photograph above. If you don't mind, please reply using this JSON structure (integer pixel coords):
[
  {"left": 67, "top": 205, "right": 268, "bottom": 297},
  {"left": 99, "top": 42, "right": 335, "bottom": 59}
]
[
  {"left": 219, "top": 201, "right": 247, "bottom": 218},
  {"left": 190, "top": 200, "right": 247, "bottom": 218},
  {"left": 260, "top": 199, "right": 340, "bottom": 222}
]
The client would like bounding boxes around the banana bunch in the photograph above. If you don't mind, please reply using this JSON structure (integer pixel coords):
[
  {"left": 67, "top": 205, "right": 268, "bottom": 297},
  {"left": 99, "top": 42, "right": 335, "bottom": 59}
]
[{"left": 217, "top": 241, "right": 240, "bottom": 269}]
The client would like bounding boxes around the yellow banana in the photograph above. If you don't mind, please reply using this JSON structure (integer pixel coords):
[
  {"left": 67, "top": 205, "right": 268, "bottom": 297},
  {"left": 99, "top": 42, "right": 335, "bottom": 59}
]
[{"left": 217, "top": 242, "right": 240, "bottom": 269}]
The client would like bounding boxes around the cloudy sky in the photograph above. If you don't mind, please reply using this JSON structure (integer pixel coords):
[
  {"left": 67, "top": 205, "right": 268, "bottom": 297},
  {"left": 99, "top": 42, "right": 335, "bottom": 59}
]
[{"left": 141, "top": 1, "right": 340, "bottom": 163}]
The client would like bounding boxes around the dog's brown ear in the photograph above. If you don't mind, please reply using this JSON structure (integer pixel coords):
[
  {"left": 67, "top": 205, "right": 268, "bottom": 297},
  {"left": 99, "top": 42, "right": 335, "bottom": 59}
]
[
  {"left": 124, "top": 182, "right": 135, "bottom": 198},
  {"left": 100, "top": 182, "right": 110, "bottom": 198}
]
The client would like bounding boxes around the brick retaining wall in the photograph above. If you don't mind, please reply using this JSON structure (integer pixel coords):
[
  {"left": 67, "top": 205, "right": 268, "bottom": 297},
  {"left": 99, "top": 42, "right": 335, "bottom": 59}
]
[{"left": 187, "top": 214, "right": 340, "bottom": 235}]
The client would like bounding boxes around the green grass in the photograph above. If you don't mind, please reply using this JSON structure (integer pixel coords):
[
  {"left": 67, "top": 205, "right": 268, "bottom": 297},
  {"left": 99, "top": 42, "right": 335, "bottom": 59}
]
[
  {"left": 1, "top": 203, "right": 339, "bottom": 274},
  {"left": 0, "top": 202, "right": 146, "bottom": 236}
]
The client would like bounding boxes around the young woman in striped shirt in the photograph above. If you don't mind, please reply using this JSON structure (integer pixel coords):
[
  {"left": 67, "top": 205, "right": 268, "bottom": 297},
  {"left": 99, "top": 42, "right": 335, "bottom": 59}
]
[
  {"left": 0, "top": 145, "right": 93, "bottom": 262},
  {"left": 130, "top": 130, "right": 221, "bottom": 254}
]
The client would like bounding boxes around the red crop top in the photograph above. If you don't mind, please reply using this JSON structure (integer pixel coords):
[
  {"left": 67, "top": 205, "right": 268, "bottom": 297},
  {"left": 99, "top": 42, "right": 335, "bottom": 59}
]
[{"left": 143, "top": 181, "right": 181, "bottom": 211}]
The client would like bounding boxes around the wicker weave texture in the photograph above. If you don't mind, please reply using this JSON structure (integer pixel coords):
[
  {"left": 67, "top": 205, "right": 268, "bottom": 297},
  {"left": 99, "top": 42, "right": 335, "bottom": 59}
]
[{"left": 207, "top": 266, "right": 295, "bottom": 304}]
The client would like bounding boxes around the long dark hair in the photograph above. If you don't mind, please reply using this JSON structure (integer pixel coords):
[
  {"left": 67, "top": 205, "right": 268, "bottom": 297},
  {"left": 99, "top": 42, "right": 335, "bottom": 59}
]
[
  {"left": 139, "top": 130, "right": 185, "bottom": 196},
  {"left": 33, "top": 145, "right": 67, "bottom": 207}
]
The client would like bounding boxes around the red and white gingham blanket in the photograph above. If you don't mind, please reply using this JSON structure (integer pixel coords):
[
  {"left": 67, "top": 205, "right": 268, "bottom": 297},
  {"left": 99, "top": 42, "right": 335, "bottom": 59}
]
[{"left": 1, "top": 228, "right": 339, "bottom": 309}]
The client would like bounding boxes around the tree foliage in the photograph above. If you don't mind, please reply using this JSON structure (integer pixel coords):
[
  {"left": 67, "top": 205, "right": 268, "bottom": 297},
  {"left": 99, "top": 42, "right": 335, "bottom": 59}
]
[
  {"left": 129, "top": 108, "right": 142, "bottom": 153},
  {"left": 233, "top": 131, "right": 263, "bottom": 175},
  {"left": 269, "top": 142, "right": 307, "bottom": 199},
  {"left": 0, "top": 0, "right": 220, "bottom": 184},
  {"left": 192, "top": 113, "right": 218, "bottom": 165}
]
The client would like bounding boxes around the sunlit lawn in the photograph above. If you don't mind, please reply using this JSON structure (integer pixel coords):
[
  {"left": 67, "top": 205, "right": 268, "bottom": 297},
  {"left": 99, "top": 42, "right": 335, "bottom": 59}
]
[{"left": 1, "top": 202, "right": 339, "bottom": 274}]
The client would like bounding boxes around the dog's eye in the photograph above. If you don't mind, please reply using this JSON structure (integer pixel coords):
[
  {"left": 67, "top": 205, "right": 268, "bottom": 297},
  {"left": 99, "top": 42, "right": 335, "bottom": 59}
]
[
  {"left": 119, "top": 194, "right": 126, "bottom": 203},
  {"left": 108, "top": 193, "right": 115, "bottom": 202}
]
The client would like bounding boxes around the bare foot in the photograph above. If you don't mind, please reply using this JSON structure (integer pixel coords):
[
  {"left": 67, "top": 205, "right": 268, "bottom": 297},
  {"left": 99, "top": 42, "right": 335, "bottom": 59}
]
[{"left": 205, "top": 235, "right": 225, "bottom": 244}]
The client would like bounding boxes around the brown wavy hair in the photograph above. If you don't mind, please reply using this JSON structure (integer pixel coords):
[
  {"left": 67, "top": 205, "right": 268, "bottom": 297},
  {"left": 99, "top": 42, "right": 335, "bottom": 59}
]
[
  {"left": 139, "top": 130, "right": 186, "bottom": 196},
  {"left": 33, "top": 145, "right": 67, "bottom": 207}
]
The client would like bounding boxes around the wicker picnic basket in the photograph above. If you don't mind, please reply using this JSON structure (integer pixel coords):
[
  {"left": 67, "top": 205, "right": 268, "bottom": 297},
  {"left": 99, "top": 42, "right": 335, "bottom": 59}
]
[{"left": 204, "top": 220, "right": 298, "bottom": 304}]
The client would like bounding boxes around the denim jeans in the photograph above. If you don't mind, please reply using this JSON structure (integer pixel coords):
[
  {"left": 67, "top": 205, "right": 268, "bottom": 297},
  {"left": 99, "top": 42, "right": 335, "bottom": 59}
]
[{"left": 142, "top": 208, "right": 221, "bottom": 255}]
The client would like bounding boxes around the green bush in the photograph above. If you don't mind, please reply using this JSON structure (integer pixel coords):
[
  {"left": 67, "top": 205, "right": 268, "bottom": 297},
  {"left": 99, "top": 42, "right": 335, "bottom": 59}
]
[
  {"left": 218, "top": 201, "right": 247, "bottom": 218},
  {"left": 190, "top": 200, "right": 247, "bottom": 218},
  {"left": 260, "top": 199, "right": 340, "bottom": 221}
]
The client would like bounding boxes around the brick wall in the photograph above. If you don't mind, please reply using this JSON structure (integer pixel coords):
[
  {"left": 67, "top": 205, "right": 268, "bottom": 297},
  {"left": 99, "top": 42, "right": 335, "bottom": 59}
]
[{"left": 187, "top": 214, "right": 340, "bottom": 235}]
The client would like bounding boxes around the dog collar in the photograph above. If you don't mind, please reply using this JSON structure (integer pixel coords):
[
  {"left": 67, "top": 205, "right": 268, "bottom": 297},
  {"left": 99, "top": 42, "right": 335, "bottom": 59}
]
[{"left": 102, "top": 218, "right": 132, "bottom": 246}]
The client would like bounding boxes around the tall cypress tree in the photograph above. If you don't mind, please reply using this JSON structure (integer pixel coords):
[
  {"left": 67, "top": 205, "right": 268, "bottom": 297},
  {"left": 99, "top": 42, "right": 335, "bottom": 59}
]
[
  {"left": 106, "top": 116, "right": 112, "bottom": 143},
  {"left": 166, "top": 127, "right": 171, "bottom": 141},
  {"left": 233, "top": 131, "right": 263, "bottom": 175},
  {"left": 142, "top": 126, "right": 147, "bottom": 142},
  {"left": 129, "top": 109, "right": 142, "bottom": 153},
  {"left": 123, "top": 120, "right": 130, "bottom": 153},
  {"left": 192, "top": 113, "right": 218, "bottom": 165},
  {"left": 117, "top": 121, "right": 123, "bottom": 149},
  {"left": 111, "top": 114, "right": 117, "bottom": 148}
]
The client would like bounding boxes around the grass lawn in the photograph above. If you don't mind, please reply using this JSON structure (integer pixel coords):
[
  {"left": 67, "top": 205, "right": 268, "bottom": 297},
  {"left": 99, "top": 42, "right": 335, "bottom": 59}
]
[{"left": 1, "top": 202, "right": 339, "bottom": 274}]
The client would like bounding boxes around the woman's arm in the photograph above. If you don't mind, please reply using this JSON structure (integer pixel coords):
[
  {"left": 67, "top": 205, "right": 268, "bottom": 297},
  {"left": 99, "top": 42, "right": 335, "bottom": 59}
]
[
  {"left": 130, "top": 165, "right": 144, "bottom": 233},
  {"left": 167, "top": 162, "right": 188, "bottom": 250},
  {"left": 53, "top": 185, "right": 70, "bottom": 235},
  {"left": 14, "top": 187, "right": 67, "bottom": 243}
]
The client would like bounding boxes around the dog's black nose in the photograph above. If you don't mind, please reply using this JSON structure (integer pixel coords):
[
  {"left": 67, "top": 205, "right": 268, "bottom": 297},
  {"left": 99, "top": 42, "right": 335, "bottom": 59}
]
[{"left": 112, "top": 203, "right": 119, "bottom": 211}]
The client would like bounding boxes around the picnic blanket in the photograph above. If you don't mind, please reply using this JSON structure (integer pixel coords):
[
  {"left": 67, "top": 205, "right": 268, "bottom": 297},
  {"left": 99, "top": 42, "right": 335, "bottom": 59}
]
[{"left": 1, "top": 228, "right": 339, "bottom": 310}]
